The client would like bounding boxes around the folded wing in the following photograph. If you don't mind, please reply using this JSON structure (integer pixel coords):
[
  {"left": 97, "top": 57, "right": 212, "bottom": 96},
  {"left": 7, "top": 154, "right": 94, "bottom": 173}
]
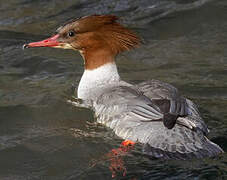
[{"left": 93, "top": 84, "right": 223, "bottom": 159}]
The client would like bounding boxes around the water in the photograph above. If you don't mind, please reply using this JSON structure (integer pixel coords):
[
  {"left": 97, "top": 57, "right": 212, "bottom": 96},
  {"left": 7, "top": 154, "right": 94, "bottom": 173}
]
[{"left": 0, "top": 0, "right": 226, "bottom": 179}]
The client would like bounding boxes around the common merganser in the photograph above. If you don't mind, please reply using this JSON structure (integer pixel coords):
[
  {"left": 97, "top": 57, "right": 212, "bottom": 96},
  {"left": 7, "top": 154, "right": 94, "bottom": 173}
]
[{"left": 23, "top": 15, "right": 223, "bottom": 159}]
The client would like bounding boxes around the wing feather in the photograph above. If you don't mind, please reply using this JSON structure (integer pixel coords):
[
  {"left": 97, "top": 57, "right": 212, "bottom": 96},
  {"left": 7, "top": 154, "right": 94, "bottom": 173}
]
[{"left": 91, "top": 83, "right": 222, "bottom": 159}]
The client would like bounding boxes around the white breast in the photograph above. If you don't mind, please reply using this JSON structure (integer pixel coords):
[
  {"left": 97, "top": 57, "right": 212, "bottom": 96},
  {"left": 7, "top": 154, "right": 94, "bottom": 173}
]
[{"left": 77, "top": 62, "right": 120, "bottom": 99}]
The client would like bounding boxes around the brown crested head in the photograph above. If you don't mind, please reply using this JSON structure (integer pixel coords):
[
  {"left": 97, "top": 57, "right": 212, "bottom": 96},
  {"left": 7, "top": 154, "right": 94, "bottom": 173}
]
[
  {"left": 24, "top": 15, "right": 141, "bottom": 69},
  {"left": 55, "top": 15, "right": 141, "bottom": 55}
]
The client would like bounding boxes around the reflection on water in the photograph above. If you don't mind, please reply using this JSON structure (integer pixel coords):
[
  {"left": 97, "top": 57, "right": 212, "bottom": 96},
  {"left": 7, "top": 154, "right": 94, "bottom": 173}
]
[{"left": 0, "top": 0, "right": 227, "bottom": 179}]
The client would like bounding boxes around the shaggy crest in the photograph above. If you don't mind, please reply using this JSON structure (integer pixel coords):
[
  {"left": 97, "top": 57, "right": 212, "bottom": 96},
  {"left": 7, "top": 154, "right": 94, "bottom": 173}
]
[{"left": 57, "top": 15, "right": 141, "bottom": 54}]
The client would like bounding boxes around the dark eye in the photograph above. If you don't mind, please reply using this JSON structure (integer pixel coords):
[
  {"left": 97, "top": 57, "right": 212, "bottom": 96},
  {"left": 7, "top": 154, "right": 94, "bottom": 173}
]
[{"left": 68, "top": 30, "right": 75, "bottom": 37}]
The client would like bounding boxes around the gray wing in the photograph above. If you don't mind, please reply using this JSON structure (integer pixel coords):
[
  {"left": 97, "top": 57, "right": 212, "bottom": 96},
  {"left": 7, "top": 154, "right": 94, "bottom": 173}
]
[
  {"left": 135, "top": 80, "right": 209, "bottom": 134},
  {"left": 93, "top": 85, "right": 223, "bottom": 159}
]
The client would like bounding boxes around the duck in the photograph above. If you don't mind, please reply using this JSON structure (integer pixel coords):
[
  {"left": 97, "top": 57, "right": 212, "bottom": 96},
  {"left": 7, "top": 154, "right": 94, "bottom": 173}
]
[{"left": 23, "top": 14, "right": 223, "bottom": 159}]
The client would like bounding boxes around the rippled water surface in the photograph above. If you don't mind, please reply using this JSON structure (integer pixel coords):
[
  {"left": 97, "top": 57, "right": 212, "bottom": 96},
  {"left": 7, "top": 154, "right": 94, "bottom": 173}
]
[{"left": 0, "top": 0, "right": 227, "bottom": 179}]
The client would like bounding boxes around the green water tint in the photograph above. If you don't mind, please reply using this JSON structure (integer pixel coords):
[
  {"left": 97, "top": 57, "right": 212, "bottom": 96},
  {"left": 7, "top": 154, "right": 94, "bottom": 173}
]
[{"left": 0, "top": 0, "right": 226, "bottom": 179}]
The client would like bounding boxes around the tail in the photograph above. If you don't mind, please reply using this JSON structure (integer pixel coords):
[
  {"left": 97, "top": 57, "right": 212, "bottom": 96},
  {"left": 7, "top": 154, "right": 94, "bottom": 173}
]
[
  {"left": 201, "top": 137, "right": 224, "bottom": 157},
  {"left": 143, "top": 137, "right": 224, "bottom": 160}
]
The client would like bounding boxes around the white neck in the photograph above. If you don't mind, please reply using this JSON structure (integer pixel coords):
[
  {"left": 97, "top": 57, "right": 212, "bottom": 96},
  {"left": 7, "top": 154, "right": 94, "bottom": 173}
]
[{"left": 77, "top": 62, "right": 120, "bottom": 99}]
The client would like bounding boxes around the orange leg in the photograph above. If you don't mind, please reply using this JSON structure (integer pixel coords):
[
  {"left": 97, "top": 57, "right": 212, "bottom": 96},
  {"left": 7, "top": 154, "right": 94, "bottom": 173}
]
[{"left": 106, "top": 140, "right": 136, "bottom": 178}]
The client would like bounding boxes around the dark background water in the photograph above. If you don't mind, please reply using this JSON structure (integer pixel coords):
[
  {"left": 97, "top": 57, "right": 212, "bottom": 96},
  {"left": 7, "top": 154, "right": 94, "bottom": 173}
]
[{"left": 0, "top": 0, "right": 227, "bottom": 179}]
